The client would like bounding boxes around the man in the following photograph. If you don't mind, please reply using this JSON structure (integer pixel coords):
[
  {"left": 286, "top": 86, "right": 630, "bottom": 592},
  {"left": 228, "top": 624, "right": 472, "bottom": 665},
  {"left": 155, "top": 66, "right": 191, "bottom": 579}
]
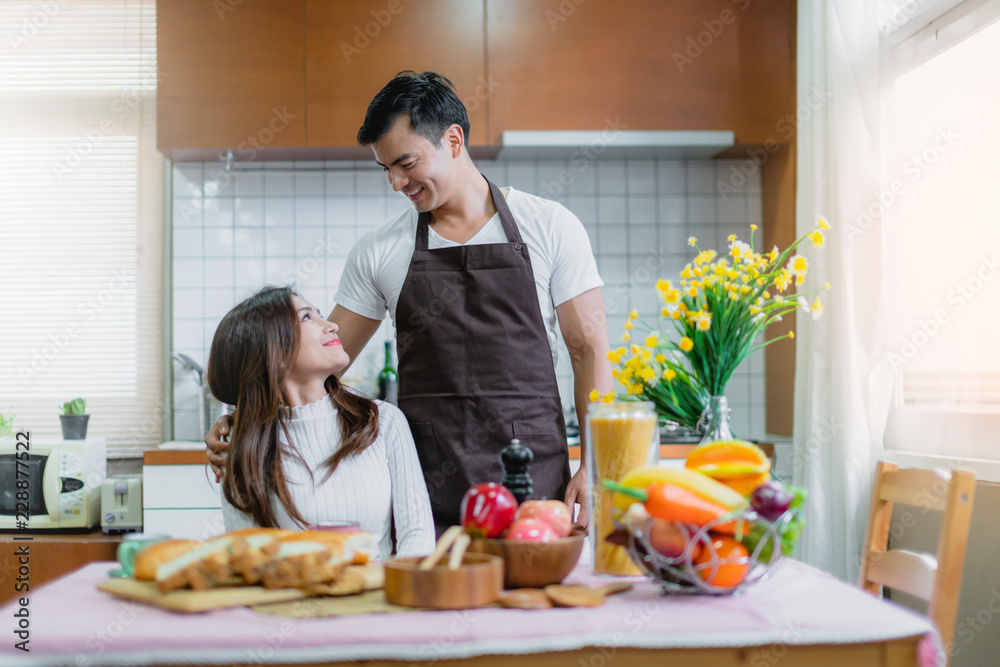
[{"left": 207, "top": 71, "right": 611, "bottom": 533}]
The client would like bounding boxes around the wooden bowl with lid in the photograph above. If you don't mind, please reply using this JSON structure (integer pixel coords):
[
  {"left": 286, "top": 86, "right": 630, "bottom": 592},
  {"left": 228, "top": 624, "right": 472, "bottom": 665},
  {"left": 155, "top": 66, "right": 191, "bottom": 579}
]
[{"left": 384, "top": 552, "right": 504, "bottom": 609}]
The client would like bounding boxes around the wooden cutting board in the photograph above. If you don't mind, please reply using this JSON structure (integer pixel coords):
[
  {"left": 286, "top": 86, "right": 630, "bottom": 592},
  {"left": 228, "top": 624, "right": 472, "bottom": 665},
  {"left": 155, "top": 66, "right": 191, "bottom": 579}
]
[
  {"left": 96, "top": 564, "right": 385, "bottom": 614},
  {"left": 97, "top": 578, "right": 309, "bottom": 613}
]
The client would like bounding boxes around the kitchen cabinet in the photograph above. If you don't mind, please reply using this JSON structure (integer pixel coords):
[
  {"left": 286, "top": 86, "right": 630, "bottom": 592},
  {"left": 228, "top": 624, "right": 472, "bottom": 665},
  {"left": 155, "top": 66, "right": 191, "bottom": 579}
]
[
  {"left": 485, "top": 0, "right": 795, "bottom": 146},
  {"left": 143, "top": 450, "right": 224, "bottom": 541},
  {"left": 157, "top": 0, "right": 307, "bottom": 161},
  {"left": 305, "top": 0, "right": 488, "bottom": 147}
]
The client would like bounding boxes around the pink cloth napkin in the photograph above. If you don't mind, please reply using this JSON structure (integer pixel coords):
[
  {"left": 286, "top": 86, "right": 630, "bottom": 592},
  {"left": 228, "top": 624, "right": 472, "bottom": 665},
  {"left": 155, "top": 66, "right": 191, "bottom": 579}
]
[{"left": 0, "top": 558, "right": 940, "bottom": 667}]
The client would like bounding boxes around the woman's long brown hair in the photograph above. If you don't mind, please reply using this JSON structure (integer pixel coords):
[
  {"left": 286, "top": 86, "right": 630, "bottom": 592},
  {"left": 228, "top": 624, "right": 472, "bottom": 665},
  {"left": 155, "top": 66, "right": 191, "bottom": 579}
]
[{"left": 206, "top": 286, "right": 380, "bottom": 528}]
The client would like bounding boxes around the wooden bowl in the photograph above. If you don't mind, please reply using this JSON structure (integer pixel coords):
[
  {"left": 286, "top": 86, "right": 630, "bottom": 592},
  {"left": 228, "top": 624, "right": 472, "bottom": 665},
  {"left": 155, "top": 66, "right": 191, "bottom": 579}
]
[
  {"left": 383, "top": 553, "right": 504, "bottom": 609},
  {"left": 467, "top": 529, "right": 586, "bottom": 588}
]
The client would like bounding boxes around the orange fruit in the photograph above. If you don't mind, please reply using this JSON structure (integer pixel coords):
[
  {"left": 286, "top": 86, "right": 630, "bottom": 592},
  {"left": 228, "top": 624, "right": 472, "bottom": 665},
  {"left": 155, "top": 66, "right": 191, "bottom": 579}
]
[{"left": 692, "top": 535, "right": 749, "bottom": 588}]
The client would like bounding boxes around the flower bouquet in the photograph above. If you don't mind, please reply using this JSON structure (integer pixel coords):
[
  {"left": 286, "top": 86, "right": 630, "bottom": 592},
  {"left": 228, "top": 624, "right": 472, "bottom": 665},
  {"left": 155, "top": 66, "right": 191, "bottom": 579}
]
[{"left": 593, "top": 219, "right": 830, "bottom": 439}]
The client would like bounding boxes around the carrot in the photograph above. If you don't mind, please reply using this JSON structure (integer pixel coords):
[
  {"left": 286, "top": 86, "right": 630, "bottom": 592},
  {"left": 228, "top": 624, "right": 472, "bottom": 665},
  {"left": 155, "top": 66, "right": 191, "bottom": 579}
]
[{"left": 603, "top": 480, "right": 737, "bottom": 534}]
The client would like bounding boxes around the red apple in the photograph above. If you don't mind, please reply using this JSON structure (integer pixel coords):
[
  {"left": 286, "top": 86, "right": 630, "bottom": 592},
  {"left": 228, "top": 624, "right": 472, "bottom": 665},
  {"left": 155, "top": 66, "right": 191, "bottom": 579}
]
[
  {"left": 515, "top": 500, "right": 572, "bottom": 538},
  {"left": 505, "top": 518, "right": 559, "bottom": 542},
  {"left": 460, "top": 482, "right": 518, "bottom": 538}
]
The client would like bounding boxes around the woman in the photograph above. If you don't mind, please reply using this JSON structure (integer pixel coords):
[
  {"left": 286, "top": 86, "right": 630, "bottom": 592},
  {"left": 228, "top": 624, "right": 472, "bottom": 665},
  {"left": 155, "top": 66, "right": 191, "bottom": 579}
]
[{"left": 206, "top": 286, "right": 434, "bottom": 559}]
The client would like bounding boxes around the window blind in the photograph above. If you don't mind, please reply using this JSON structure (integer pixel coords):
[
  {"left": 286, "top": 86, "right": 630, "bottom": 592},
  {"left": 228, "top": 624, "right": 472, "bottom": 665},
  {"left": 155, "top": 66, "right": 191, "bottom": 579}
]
[{"left": 0, "top": 0, "right": 163, "bottom": 455}]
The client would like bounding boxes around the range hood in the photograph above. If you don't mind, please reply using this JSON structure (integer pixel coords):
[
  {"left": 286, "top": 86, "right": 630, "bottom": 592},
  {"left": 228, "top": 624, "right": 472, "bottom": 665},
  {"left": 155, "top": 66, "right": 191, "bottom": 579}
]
[{"left": 495, "top": 130, "right": 735, "bottom": 161}]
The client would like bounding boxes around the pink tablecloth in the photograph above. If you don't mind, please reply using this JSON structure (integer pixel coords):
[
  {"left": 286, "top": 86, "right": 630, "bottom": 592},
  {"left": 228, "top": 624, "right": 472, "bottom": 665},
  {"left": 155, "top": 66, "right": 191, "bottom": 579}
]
[{"left": 1, "top": 559, "right": 939, "bottom": 667}]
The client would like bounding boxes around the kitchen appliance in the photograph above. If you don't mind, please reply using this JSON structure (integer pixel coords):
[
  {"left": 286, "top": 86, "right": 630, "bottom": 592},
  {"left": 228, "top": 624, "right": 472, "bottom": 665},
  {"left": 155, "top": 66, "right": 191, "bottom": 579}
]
[
  {"left": 0, "top": 436, "right": 106, "bottom": 531},
  {"left": 101, "top": 474, "right": 143, "bottom": 533}
]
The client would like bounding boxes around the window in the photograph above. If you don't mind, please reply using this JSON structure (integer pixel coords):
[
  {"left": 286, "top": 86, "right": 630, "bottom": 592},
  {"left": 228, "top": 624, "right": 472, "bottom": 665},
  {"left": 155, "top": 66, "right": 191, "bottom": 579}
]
[
  {"left": 0, "top": 1, "right": 163, "bottom": 455},
  {"left": 883, "top": 0, "right": 1000, "bottom": 464}
]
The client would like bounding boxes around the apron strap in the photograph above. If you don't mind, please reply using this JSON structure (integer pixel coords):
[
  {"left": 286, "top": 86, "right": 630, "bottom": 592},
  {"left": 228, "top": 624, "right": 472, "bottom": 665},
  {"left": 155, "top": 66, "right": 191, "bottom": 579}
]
[{"left": 413, "top": 176, "right": 523, "bottom": 250}]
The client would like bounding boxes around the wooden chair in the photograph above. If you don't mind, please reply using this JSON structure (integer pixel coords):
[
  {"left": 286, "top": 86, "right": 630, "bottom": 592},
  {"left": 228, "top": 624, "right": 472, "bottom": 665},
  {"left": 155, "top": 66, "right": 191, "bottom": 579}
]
[{"left": 859, "top": 461, "right": 976, "bottom": 658}]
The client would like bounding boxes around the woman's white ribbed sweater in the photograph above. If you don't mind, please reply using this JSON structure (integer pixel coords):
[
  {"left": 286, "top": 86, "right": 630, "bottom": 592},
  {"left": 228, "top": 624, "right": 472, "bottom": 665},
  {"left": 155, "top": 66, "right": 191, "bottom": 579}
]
[{"left": 220, "top": 397, "right": 436, "bottom": 560}]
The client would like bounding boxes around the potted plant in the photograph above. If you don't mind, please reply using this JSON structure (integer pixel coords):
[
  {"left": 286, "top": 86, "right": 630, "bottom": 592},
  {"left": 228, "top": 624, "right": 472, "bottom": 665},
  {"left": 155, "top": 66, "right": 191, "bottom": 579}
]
[{"left": 58, "top": 397, "right": 89, "bottom": 440}]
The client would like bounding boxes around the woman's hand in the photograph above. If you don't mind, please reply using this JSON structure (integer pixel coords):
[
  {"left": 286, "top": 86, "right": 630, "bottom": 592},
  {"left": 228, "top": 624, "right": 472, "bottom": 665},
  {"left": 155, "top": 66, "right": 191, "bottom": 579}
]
[{"left": 206, "top": 414, "right": 233, "bottom": 483}]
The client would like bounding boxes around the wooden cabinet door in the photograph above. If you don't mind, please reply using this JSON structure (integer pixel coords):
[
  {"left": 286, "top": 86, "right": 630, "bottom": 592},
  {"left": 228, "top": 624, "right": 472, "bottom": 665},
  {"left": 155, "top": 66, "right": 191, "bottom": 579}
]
[
  {"left": 486, "top": 0, "right": 793, "bottom": 145},
  {"left": 305, "top": 0, "right": 488, "bottom": 148},
  {"left": 157, "top": 0, "right": 307, "bottom": 157}
]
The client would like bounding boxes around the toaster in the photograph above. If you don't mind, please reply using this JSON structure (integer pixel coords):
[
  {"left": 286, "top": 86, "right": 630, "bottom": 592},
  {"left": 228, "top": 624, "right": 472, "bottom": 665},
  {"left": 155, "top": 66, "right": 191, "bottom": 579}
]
[{"left": 101, "top": 474, "right": 143, "bottom": 533}]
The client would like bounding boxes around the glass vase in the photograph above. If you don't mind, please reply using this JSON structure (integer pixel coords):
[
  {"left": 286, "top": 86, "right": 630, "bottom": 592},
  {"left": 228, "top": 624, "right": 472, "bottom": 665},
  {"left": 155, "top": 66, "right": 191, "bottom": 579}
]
[
  {"left": 697, "top": 395, "right": 733, "bottom": 445},
  {"left": 585, "top": 401, "right": 660, "bottom": 576}
]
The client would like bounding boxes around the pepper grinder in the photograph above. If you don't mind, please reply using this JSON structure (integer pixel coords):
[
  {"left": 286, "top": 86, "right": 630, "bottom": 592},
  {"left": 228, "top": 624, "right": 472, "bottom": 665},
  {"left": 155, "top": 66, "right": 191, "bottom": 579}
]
[{"left": 500, "top": 438, "right": 534, "bottom": 504}]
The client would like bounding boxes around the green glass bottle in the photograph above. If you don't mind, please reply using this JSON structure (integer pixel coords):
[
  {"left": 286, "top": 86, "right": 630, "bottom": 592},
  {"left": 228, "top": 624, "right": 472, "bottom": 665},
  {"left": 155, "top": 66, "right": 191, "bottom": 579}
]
[{"left": 377, "top": 341, "right": 398, "bottom": 404}]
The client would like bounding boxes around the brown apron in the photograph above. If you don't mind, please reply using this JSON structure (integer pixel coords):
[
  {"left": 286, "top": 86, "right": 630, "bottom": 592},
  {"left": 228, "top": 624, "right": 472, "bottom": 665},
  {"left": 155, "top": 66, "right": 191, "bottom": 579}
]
[{"left": 395, "top": 178, "right": 570, "bottom": 535}]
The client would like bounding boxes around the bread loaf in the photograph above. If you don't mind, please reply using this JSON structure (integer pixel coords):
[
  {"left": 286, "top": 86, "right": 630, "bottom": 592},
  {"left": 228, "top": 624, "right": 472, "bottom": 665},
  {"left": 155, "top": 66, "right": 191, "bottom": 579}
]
[
  {"left": 133, "top": 540, "right": 200, "bottom": 581},
  {"left": 155, "top": 534, "right": 235, "bottom": 593}
]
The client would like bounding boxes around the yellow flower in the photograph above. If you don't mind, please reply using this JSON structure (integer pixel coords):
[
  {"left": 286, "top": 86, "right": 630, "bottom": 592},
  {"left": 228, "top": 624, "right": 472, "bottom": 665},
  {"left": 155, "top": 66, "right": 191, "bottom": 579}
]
[
  {"left": 640, "top": 367, "right": 655, "bottom": 382},
  {"left": 775, "top": 270, "right": 792, "bottom": 292},
  {"left": 672, "top": 311, "right": 682, "bottom": 320},
  {"left": 788, "top": 331, "right": 795, "bottom": 340},
  {"left": 808, "top": 230, "right": 825, "bottom": 248},
  {"left": 727, "top": 233, "right": 737, "bottom": 242},
  {"left": 817, "top": 217, "right": 830, "bottom": 230},
  {"left": 624, "top": 320, "right": 634, "bottom": 330},
  {"left": 606, "top": 350, "right": 622, "bottom": 363},
  {"left": 655, "top": 279, "right": 672, "bottom": 293},
  {"left": 751, "top": 224, "right": 758, "bottom": 231},
  {"left": 679, "top": 336, "right": 693, "bottom": 352},
  {"left": 688, "top": 236, "right": 697, "bottom": 247},
  {"left": 688, "top": 286, "right": 698, "bottom": 297},
  {"left": 663, "top": 288, "right": 681, "bottom": 305},
  {"left": 629, "top": 382, "right": 644, "bottom": 395},
  {"left": 655, "top": 353, "right": 667, "bottom": 364},
  {"left": 589, "top": 389, "right": 600, "bottom": 402},
  {"left": 762, "top": 291, "right": 771, "bottom": 299},
  {"left": 824, "top": 282, "right": 831, "bottom": 290},
  {"left": 663, "top": 369, "right": 677, "bottom": 382},
  {"left": 631, "top": 344, "right": 642, "bottom": 356},
  {"left": 696, "top": 312, "right": 712, "bottom": 331},
  {"left": 629, "top": 309, "right": 639, "bottom": 319},
  {"left": 811, "top": 297, "right": 824, "bottom": 319},
  {"left": 680, "top": 265, "right": 693, "bottom": 279},
  {"left": 769, "top": 246, "right": 779, "bottom": 262},
  {"left": 788, "top": 255, "right": 808, "bottom": 276},
  {"left": 645, "top": 335, "right": 658, "bottom": 347},
  {"left": 661, "top": 307, "right": 671, "bottom": 317},
  {"left": 621, "top": 331, "right": 631, "bottom": 341},
  {"left": 601, "top": 392, "right": 615, "bottom": 403}
]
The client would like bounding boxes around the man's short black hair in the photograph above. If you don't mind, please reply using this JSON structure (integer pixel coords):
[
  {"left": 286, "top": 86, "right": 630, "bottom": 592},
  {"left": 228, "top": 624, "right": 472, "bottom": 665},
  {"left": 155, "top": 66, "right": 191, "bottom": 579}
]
[{"left": 356, "top": 71, "right": 470, "bottom": 147}]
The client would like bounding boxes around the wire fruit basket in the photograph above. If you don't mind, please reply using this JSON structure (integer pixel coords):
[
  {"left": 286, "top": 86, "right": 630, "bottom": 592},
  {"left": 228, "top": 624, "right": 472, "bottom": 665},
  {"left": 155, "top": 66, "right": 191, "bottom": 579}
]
[{"left": 616, "top": 509, "right": 800, "bottom": 596}]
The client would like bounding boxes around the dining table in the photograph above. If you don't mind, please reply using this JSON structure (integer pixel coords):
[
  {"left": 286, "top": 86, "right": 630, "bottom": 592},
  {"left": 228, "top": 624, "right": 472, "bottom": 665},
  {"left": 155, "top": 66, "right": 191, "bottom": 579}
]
[{"left": 0, "top": 556, "right": 942, "bottom": 667}]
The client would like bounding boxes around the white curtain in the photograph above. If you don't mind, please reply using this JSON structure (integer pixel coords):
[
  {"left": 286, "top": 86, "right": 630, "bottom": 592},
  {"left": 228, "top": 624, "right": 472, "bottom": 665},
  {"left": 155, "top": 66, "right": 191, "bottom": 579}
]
[{"left": 792, "top": 0, "right": 900, "bottom": 582}]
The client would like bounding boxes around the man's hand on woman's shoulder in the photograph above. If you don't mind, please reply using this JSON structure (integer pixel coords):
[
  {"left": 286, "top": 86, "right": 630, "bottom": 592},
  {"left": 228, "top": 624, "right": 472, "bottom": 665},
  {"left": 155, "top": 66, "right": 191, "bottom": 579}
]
[{"left": 206, "top": 414, "right": 233, "bottom": 483}]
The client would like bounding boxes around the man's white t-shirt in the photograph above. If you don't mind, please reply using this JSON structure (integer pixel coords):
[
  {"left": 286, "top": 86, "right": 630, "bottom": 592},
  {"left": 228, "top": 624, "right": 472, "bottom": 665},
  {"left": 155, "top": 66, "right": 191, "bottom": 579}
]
[{"left": 334, "top": 187, "right": 603, "bottom": 366}]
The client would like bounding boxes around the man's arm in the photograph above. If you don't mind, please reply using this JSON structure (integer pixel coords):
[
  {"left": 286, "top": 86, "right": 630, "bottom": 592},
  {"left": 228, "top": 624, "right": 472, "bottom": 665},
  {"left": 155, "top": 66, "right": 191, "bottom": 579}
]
[
  {"left": 328, "top": 304, "right": 382, "bottom": 375},
  {"left": 555, "top": 287, "right": 613, "bottom": 529}
]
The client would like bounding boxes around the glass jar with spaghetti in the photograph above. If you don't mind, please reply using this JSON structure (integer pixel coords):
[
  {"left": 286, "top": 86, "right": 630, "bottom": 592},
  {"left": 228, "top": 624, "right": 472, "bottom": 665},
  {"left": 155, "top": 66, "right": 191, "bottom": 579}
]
[{"left": 585, "top": 401, "right": 659, "bottom": 575}]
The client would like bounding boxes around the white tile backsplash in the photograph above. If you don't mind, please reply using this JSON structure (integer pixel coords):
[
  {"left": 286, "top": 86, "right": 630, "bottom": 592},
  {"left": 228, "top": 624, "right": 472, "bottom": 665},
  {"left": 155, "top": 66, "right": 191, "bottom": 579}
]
[{"left": 170, "top": 158, "right": 768, "bottom": 440}]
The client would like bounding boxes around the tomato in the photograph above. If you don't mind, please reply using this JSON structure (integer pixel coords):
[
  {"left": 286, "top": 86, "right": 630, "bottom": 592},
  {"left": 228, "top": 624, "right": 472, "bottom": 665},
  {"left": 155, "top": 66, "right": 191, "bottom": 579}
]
[{"left": 692, "top": 535, "right": 749, "bottom": 587}]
